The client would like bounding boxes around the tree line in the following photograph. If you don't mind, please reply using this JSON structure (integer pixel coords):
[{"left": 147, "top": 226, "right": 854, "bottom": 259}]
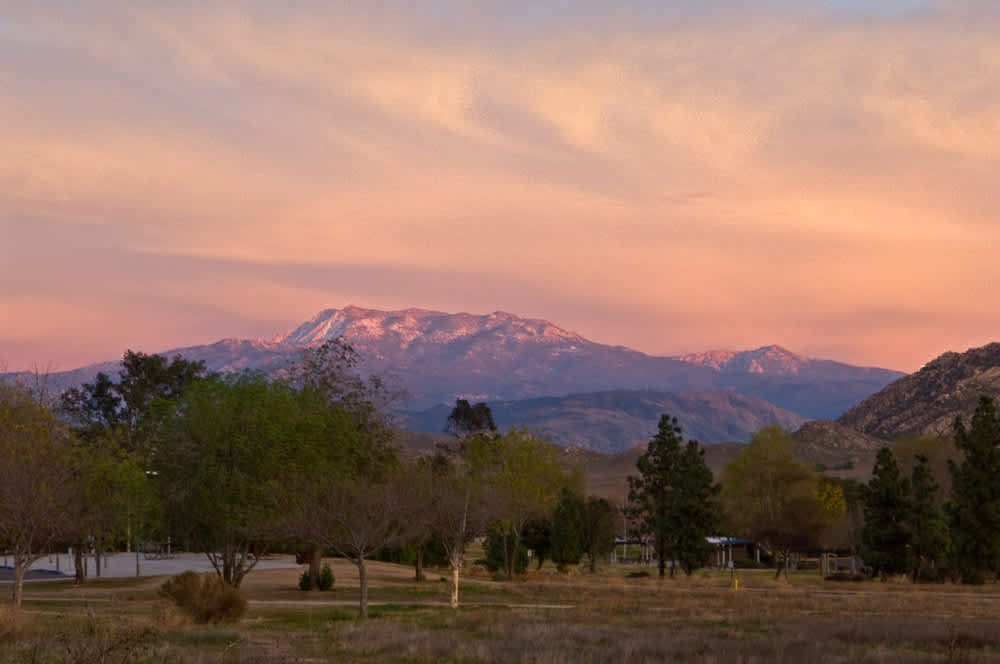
[
  {"left": 0, "top": 343, "right": 620, "bottom": 616},
  {"left": 3, "top": 343, "right": 999, "bottom": 618}
]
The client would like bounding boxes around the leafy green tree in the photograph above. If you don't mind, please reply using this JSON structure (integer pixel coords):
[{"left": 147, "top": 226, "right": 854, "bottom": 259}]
[
  {"left": 862, "top": 447, "right": 912, "bottom": 579},
  {"left": 0, "top": 384, "right": 80, "bottom": 607},
  {"left": 59, "top": 371, "right": 122, "bottom": 439},
  {"left": 721, "top": 426, "right": 828, "bottom": 579},
  {"left": 823, "top": 477, "right": 866, "bottom": 553},
  {"left": 151, "top": 373, "right": 302, "bottom": 588},
  {"left": 948, "top": 395, "right": 1000, "bottom": 583},
  {"left": 668, "top": 440, "right": 720, "bottom": 575},
  {"left": 72, "top": 429, "right": 160, "bottom": 580},
  {"left": 580, "top": 496, "right": 618, "bottom": 573},
  {"left": 117, "top": 350, "right": 207, "bottom": 450},
  {"left": 58, "top": 351, "right": 206, "bottom": 453},
  {"left": 287, "top": 339, "right": 399, "bottom": 589},
  {"left": 627, "top": 415, "right": 683, "bottom": 577},
  {"left": 909, "top": 454, "right": 951, "bottom": 581},
  {"left": 464, "top": 429, "right": 571, "bottom": 578},
  {"left": 550, "top": 488, "right": 585, "bottom": 570}
]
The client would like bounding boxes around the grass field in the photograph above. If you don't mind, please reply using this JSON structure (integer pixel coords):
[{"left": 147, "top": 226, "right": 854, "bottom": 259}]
[{"left": 4, "top": 556, "right": 1000, "bottom": 663}]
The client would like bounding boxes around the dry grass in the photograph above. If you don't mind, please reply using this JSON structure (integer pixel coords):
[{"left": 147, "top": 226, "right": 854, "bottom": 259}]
[{"left": 4, "top": 564, "right": 1000, "bottom": 663}]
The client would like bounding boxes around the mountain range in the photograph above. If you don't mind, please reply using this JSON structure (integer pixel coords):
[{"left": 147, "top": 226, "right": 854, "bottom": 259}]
[
  {"left": 6, "top": 305, "right": 907, "bottom": 452},
  {"left": 276, "top": 307, "right": 902, "bottom": 418}
]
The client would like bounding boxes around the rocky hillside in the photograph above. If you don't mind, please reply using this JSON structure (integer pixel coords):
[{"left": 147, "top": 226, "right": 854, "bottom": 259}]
[
  {"left": 791, "top": 420, "right": 887, "bottom": 476},
  {"left": 837, "top": 342, "right": 1000, "bottom": 439}
]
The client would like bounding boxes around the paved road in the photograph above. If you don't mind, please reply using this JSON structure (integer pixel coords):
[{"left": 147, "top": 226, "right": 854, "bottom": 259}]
[{"left": 0, "top": 552, "right": 299, "bottom": 582}]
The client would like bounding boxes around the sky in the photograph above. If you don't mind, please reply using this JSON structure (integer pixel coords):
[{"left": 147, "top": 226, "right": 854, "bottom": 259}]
[{"left": 1, "top": 1, "right": 998, "bottom": 373}]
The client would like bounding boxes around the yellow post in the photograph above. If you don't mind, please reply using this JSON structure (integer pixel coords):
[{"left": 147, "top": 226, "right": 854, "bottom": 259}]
[{"left": 733, "top": 577, "right": 739, "bottom": 591}]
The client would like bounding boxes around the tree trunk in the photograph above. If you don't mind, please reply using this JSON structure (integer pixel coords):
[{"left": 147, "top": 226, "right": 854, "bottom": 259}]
[
  {"left": 95, "top": 536, "right": 101, "bottom": 579},
  {"left": 451, "top": 565, "right": 460, "bottom": 608},
  {"left": 74, "top": 546, "right": 84, "bottom": 585},
  {"left": 511, "top": 528, "right": 522, "bottom": 578},
  {"left": 12, "top": 557, "right": 26, "bottom": 607},
  {"left": 223, "top": 542, "right": 234, "bottom": 587},
  {"left": 357, "top": 557, "right": 369, "bottom": 619},
  {"left": 414, "top": 542, "right": 425, "bottom": 581},
  {"left": 502, "top": 529, "right": 512, "bottom": 578},
  {"left": 309, "top": 546, "right": 323, "bottom": 590},
  {"left": 658, "top": 533, "right": 666, "bottom": 578}
]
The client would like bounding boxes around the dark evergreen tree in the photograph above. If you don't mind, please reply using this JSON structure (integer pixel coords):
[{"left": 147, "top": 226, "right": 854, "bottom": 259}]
[
  {"left": 908, "top": 454, "right": 950, "bottom": 581},
  {"left": 948, "top": 395, "right": 1000, "bottom": 584},
  {"left": 668, "top": 441, "right": 721, "bottom": 575},
  {"left": 628, "top": 414, "right": 683, "bottom": 577},
  {"left": 445, "top": 399, "right": 497, "bottom": 439},
  {"left": 580, "top": 496, "right": 618, "bottom": 573},
  {"left": 483, "top": 522, "right": 527, "bottom": 577},
  {"left": 550, "top": 488, "right": 585, "bottom": 570},
  {"left": 521, "top": 518, "right": 553, "bottom": 570},
  {"left": 862, "top": 447, "right": 912, "bottom": 579}
]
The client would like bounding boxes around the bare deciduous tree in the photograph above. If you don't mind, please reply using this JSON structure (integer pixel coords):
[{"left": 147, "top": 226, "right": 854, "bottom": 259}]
[
  {"left": 298, "top": 477, "right": 406, "bottom": 618},
  {"left": 427, "top": 471, "right": 492, "bottom": 608},
  {"left": 0, "top": 384, "right": 79, "bottom": 607}
]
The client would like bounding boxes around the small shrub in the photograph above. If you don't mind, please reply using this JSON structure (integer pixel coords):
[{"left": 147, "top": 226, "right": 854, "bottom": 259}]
[
  {"left": 626, "top": 570, "right": 650, "bottom": 578},
  {"left": 159, "top": 571, "right": 247, "bottom": 624},
  {"left": 318, "top": 564, "right": 334, "bottom": 591},
  {"left": 0, "top": 605, "right": 28, "bottom": 644},
  {"left": 57, "top": 612, "right": 158, "bottom": 664},
  {"left": 299, "top": 564, "right": 335, "bottom": 591}
]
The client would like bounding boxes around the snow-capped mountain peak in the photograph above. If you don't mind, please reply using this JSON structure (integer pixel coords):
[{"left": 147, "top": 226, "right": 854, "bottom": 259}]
[
  {"left": 272, "top": 306, "right": 584, "bottom": 349},
  {"left": 674, "top": 345, "right": 807, "bottom": 375}
]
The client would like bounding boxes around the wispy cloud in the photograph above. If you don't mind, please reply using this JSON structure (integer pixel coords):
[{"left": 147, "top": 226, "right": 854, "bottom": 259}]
[{"left": 2, "top": 1, "right": 998, "bottom": 371}]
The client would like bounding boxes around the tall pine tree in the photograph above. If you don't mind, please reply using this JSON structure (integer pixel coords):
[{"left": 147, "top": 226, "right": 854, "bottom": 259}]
[
  {"left": 628, "top": 415, "right": 720, "bottom": 577},
  {"left": 863, "top": 447, "right": 912, "bottom": 579},
  {"left": 908, "top": 454, "right": 950, "bottom": 581},
  {"left": 628, "top": 415, "right": 683, "bottom": 577},
  {"left": 668, "top": 440, "right": 720, "bottom": 575},
  {"left": 949, "top": 395, "right": 1000, "bottom": 584}
]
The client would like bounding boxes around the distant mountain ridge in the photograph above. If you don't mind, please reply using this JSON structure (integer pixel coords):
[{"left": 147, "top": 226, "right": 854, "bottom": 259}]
[
  {"left": 398, "top": 389, "right": 809, "bottom": 454},
  {"left": 266, "top": 306, "right": 903, "bottom": 417},
  {"left": 838, "top": 342, "right": 1000, "bottom": 439},
  {"left": 5, "top": 306, "right": 904, "bottom": 421}
]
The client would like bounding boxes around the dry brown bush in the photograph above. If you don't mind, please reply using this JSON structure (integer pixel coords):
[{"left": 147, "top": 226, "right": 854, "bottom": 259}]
[
  {"left": 159, "top": 571, "right": 247, "bottom": 624},
  {"left": 0, "top": 605, "right": 30, "bottom": 644}
]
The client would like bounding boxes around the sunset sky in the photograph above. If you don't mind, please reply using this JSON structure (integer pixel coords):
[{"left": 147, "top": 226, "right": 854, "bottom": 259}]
[{"left": 2, "top": 1, "right": 997, "bottom": 373}]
